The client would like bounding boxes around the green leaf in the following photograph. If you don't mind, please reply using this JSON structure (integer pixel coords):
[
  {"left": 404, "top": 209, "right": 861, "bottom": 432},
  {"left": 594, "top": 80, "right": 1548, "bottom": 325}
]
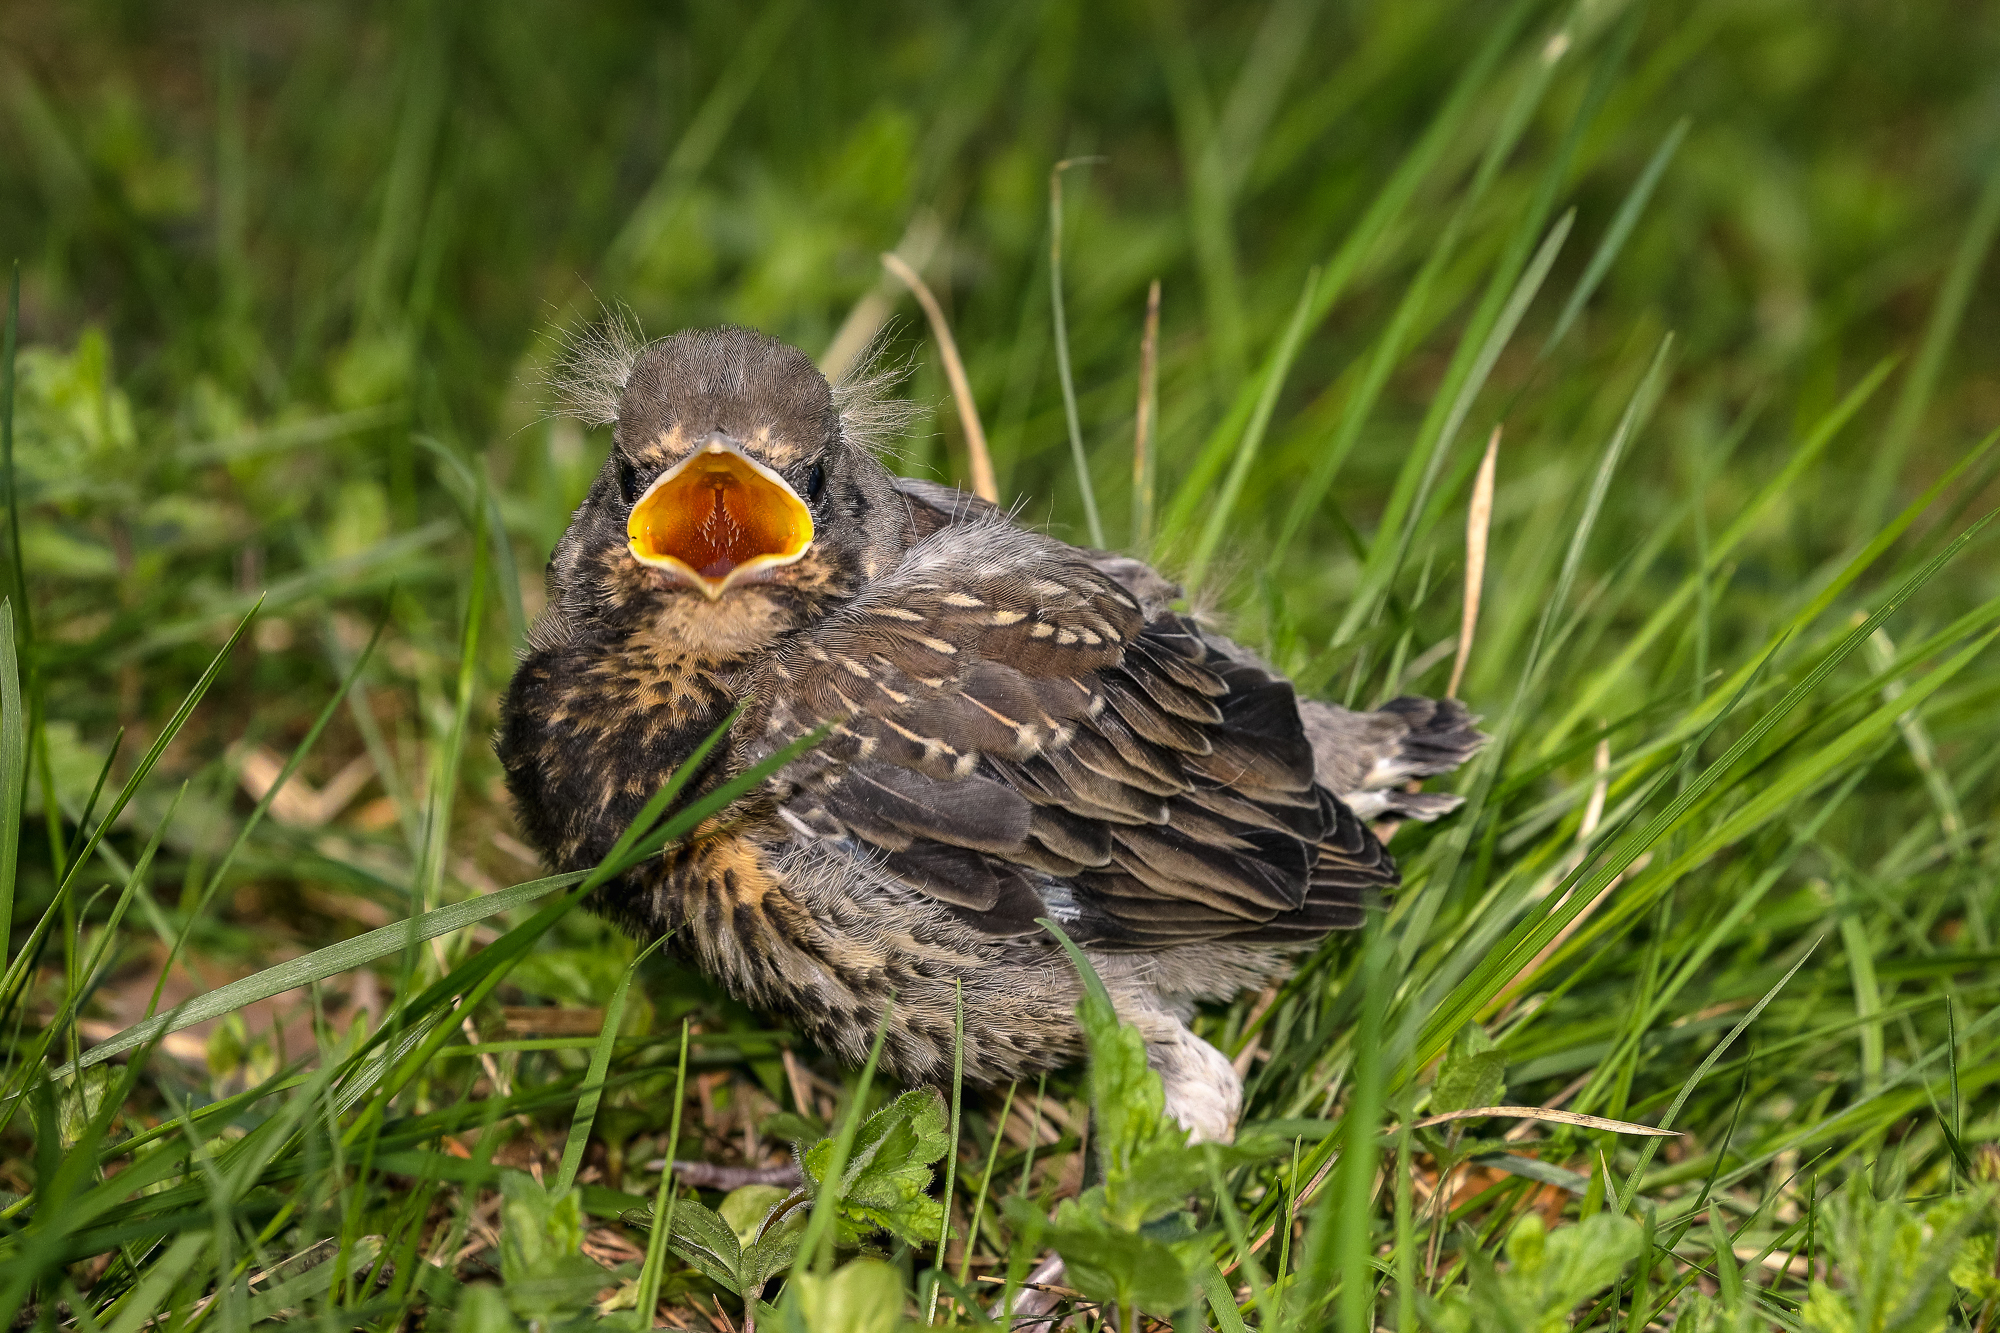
[
  {"left": 1952, "top": 1232, "right": 2000, "bottom": 1302},
  {"left": 802, "top": 1088, "right": 948, "bottom": 1244},
  {"left": 497, "top": 1176, "right": 610, "bottom": 1319},
  {"left": 786, "top": 1257, "right": 904, "bottom": 1333},
  {"left": 1013, "top": 1191, "right": 1205, "bottom": 1317},
  {"left": 720, "top": 1184, "right": 794, "bottom": 1248},
  {"left": 760, "top": 1110, "right": 826, "bottom": 1144},
  {"left": 1433, "top": 1213, "right": 1641, "bottom": 1333},
  {"left": 454, "top": 1285, "right": 523, "bottom": 1333},
  {"left": 663, "top": 1197, "right": 747, "bottom": 1295},
  {"left": 1521, "top": 1213, "right": 1643, "bottom": 1322},
  {"left": 739, "top": 1203, "right": 808, "bottom": 1298},
  {"left": 1795, "top": 1188, "right": 1995, "bottom": 1333},
  {"left": 1038, "top": 915, "right": 1186, "bottom": 1215},
  {"left": 1431, "top": 1023, "right": 1507, "bottom": 1115},
  {"left": 241, "top": 1238, "right": 386, "bottom": 1324}
]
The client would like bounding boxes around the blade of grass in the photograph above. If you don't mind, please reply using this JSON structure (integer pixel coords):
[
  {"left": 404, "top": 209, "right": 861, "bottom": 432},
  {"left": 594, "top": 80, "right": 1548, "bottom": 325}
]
[
  {"left": 1264, "top": 226, "right": 1453, "bottom": 579},
  {"left": 1860, "top": 147, "right": 2000, "bottom": 534},
  {"left": 0, "top": 603, "right": 21, "bottom": 971},
  {"left": 1447, "top": 428, "right": 1500, "bottom": 698},
  {"left": 1162, "top": 0, "right": 1535, "bottom": 548},
  {"left": 1331, "top": 12, "right": 1629, "bottom": 643},
  {"left": 1613, "top": 941, "right": 1821, "bottom": 1214},
  {"left": 552, "top": 934, "right": 670, "bottom": 1197},
  {"left": 1658, "top": 619, "right": 2000, "bottom": 869},
  {"left": 632, "top": 1019, "right": 691, "bottom": 1331},
  {"left": 1332, "top": 210, "right": 1576, "bottom": 647},
  {"left": 1205, "top": 1144, "right": 1271, "bottom": 1319},
  {"left": 48, "top": 871, "right": 584, "bottom": 1080},
  {"left": 325, "top": 718, "right": 821, "bottom": 1121},
  {"left": 583, "top": 703, "right": 745, "bottom": 891},
  {"left": 1201, "top": 1259, "right": 1252, "bottom": 1333},
  {"left": 415, "top": 487, "right": 488, "bottom": 918},
  {"left": 925, "top": 978, "right": 964, "bottom": 1324},
  {"left": 793, "top": 1004, "right": 894, "bottom": 1278},
  {"left": 958, "top": 1078, "right": 1015, "bottom": 1288},
  {"left": 1050, "top": 157, "right": 1106, "bottom": 548},
  {"left": 0, "top": 603, "right": 273, "bottom": 1030},
  {"left": 119, "top": 523, "right": 450, "bottom": 663},
  {"left": 51, "top": 604, "right": 260, "bottom": 900},
  {"left": 1540, "top": 358, "right": 1899, "bottom": 753},
  {"left": 1543, "top": 117, "right": 1690, "bottom": 354},
  {"left": 883, "top": 253, "right": 997, "bottom": 505},
  {"left": 1185, "top": 267, "right": 1321, "bottom": 594},
  {"left": 95, "top": 1231, "right": 211, "bottom": 1333},
  {"left": 1335, "top": 917, "right": 1387, "bottom": 1333},
  {"left": 1839, "top": 877, "right": 1886, "bottom": 1097},
  {"left": 148, "top": 612, "right": 388, "bottom": 1023},
  {"left": 1391, "top": 334, "right": 1672, "bottom": 981},
  {"left": 0, "top": 786, "right": 179, "bottom": 1117},
  {"left": 1132, "top": 279, "right": 1161, "bottom": 554},
  {"left": 1473, "top": 499, "right": 1997, "bottom": 1038},
  {"left": 1, "top": 266, "right": 26, "bottom": 645},
  {"left": 598, "top": 722, "right": 829, "bottom": 879}
]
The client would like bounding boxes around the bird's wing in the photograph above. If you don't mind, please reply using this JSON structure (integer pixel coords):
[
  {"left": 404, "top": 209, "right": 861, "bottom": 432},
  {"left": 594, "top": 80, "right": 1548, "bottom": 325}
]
[{"left": 747, "top": 517, "right": 1395, "bottom": 948}]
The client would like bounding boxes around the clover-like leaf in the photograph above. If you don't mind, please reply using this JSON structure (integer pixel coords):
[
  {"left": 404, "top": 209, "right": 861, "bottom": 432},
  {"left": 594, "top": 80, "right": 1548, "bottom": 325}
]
[
  {"left": 1432, "top": 1022, "right": 1507, "bottom": 1115},
  {"left": 802, "top": 1089, "right": 949, "bottom": 1244}
]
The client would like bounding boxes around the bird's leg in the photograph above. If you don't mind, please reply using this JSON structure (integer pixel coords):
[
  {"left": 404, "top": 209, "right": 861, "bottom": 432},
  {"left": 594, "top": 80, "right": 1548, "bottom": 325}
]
[
  {"left": 1122, "top": 1005, "right": 1242, "bottom": 1144},
  {"left": 1154, "top": 1021, "right": 1243, "bottom": 1145}
]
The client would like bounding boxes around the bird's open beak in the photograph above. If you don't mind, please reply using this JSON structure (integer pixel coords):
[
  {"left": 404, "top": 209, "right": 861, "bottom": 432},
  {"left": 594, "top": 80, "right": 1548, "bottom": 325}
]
[{"left": 626, "top": 438, "right": 815, "bottom": 599}]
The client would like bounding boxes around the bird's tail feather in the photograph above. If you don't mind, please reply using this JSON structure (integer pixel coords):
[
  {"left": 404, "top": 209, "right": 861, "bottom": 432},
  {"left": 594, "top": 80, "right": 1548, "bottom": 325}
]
[{"left": 1298, "top": 694, "right": 1486, "bottom": 822}]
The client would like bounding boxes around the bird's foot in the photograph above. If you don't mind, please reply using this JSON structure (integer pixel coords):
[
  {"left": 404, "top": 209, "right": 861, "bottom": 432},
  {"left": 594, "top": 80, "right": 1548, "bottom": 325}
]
[{"left": 1147, "top": 1014, "right": 1242, "bottom": 1144}]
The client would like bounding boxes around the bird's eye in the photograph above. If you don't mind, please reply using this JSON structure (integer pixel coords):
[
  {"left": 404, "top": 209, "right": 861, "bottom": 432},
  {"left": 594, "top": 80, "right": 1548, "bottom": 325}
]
[
  {"left": 615, "top": 456, "right": 641, "bottom": 506},
  {"left": 805, "top": 461, "right": 826, "bottom": 502}
]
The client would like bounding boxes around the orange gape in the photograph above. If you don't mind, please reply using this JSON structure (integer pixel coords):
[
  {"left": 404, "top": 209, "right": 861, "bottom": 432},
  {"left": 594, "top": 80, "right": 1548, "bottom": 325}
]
[{"left": 628, "top": 449, "right": 810, "bottom": 583}]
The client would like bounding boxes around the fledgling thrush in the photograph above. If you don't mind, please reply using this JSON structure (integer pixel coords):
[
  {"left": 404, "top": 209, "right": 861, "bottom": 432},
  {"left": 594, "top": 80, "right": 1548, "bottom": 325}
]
[{"left": 497, "top": 324, "right": 1483, "bottom": 1140}]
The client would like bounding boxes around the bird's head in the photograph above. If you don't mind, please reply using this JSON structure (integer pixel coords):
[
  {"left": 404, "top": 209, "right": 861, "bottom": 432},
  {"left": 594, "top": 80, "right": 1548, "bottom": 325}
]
[{"left": 543, "top": 324, "right": 907, "bottom": 657}]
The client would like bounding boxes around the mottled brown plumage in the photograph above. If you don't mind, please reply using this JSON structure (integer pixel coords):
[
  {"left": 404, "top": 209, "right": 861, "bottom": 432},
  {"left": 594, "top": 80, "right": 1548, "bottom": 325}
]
[{"left": 497, "top": 324, "right": 1483, "bottom": 1139}]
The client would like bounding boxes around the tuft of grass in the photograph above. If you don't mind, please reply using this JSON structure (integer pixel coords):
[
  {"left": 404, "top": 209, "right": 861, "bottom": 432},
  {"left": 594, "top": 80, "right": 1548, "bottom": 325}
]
[{"left": 2, "top": 2, "right": 2000, "bottom": 1328}]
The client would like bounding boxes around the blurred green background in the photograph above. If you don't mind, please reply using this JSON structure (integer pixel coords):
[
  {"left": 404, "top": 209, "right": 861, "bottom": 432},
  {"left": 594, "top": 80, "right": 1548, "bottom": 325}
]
[{"left": 1, "top": 0, "right": 1998, "bottom": 1073}]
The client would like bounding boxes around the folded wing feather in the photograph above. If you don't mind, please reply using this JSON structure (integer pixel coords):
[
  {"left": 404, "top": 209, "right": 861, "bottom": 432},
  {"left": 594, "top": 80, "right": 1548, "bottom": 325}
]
[{"left": 749, "top": 512, "right": 1399, "bottom": 949}]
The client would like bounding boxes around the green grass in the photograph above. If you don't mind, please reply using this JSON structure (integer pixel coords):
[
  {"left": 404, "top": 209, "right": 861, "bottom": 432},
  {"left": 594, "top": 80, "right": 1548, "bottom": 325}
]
[{"left": 3, "top": 0, "right": 2000, "bottom": 1327}]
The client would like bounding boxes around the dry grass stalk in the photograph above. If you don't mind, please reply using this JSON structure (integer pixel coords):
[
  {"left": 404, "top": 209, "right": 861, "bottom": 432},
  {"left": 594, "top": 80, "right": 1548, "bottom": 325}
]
[
  {"left": 1448, "top": 425, "right": 1501, "bottom": 699},
  {"left": 781, "top": 1046, "right": 815, "bottom": 1119},
  {"left": 881, "top": 250, "right": 998, "bottom": 503},
  {"left": 236, "top": 746, "right": 375, "bottom": 828},
  {"left": 1230, "top": 981, "right": 1279, "bottom": 1076},
  {"left": 1132, "top": 278, "right": 1162, "bottom": 550},
  {"left": 818, "top": 210, "right": 941, "bottom": 381},
  {"left": 1409, "top": 1104, "right": 1678, "bottom": 1137}
]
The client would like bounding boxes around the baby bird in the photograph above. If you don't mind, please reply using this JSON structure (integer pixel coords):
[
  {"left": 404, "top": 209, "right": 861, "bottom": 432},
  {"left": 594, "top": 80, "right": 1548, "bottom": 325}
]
[{"left": 497, "top": 324, "right": 1482, "bottom": 1140}]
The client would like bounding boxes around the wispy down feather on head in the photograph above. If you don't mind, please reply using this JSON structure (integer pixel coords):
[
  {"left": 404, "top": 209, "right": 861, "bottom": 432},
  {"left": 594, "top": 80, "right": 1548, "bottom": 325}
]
[
  {"left": 548, "top": 309, "right": 918, "bottom": 457},
  {"left": 829, "top": 328, "right": 921, "bottom": 458},
  {"left": 547, "top": 305, "right": 647, "bottom": 427}
]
